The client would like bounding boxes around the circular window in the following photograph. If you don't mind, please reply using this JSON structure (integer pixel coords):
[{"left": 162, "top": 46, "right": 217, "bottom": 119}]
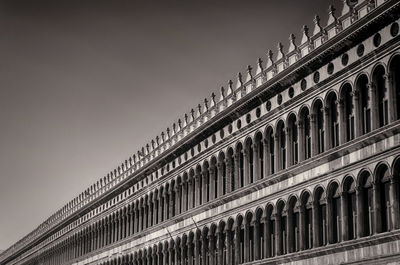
[
  {"left": 237, "top": 120, "right": 242, "bottom": 130},
  {"left": 256, "top": 107, "right": 261, "bottom": 118},
  {"left": 178, "top": 157, "right": 182, "bottom": 165},
  {"left": 301, "top": 79, "right": 307, "bottom": 91},
  {"left": 184, "top": 152, "right": 188, "bottom": 161},
  {"left": 288, "top": 87, "right": 294, "bottom": 98},
  {"left": 391, "top": 22, "right": 399, "bottom": 37},
  {"left": 246, "top": 114, "right": 251, "bottom": 124},
  {"left": 197, "top": 144, "right": 201, "bottom": 153},
  {"left": 357, "top": 44, "right": 365, "bottom": 57},
  {"left": 172, "top": 161, "right": 175, "bottom": 168},
  {"left": 313, "top": 71, "right": 320, "bottom": 84},
  {"left": 220, "top": 129, "right": 225, "bottom": 139},
  {"left": 228, "top": 124, "right": 233, "bottom": 134},
  {"left": 277, "top": 94, "right": 283, "bottom": 105},
  {"left": 190, "top": 148, "right": 194, "bottom": 156},
  {"left": 341, "top": 53, "right": 349, "bottom": 66},
  {"left": 373, "top": 33, "right": 381, "bottom": 47},
  {"left": 166, "top": 164, "right": 170, "bottom": 172},
  {"left": 266, "top": 100, "right": 272, "bottom": 111},
  {"left": 327, "top": 62, "right": 334, "bottom": 75},
  {"left": 211, "top": 134, "right": 216, "bottom": 144},
  {"left": 204, "top": 139, "right": 209, "bottom": 148}
]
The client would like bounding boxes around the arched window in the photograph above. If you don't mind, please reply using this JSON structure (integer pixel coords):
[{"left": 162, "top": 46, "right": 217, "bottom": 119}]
[
  {"left": 359, "top": 171, "right": 374, "bottom": 236},
  {"left": 328, "top": 182, "right": 341, "bottom": 243},
  {"left": 254, "top": 132, "right": 264, "bottom": 180},
  {"left": 227, "top": 148, "right": 235, "bottom": 193},
  {"left": 218, "top": 153, "right": 226, "bottom": 196},
  {"left": 265, "top": 204, "right": 275, "bottom": 258},
  {"left": 299, "top": 107, "right": 311, "bottom": 161},
  {"left": 389, "top": 55, "right": 400, "bottom": 120},
  {"left": 312, "top": 99, "right": 325, "bottom": 154},
  {"left": 195, "top": 165, "right": 202, "bottom": 207},
  {"left": 236, "top": 143, "right": 244, "bottom": 188},
  {"left": 255, "top": 209, "right": 264, "bottom": 260},
  {"left": 245, "top": 138, "right": 254, "bottom": 185},
  {"left": 373, "top": 65, "right": 388, "bottom": 128},
  {"left": 326, "top": 92, "right": 339, "bottom": 148},
  {"left": 276, "top": 200, "right": 287, "bottom": 255},
  {"left": 301, "top": 191, "right": 313, "bottom": 250},
  {"left": 314, "top": 187, "right": 327, "bottom": 247},
  {"left": 245, "top": 212, "right": 254, "bottom": 262},
  {"left": 276, "top": 121, "right": 286, "bottom": 170},
  {"left": 210, "top": 157, "right": 218, "bottom": 200},
  {"left": 341, "top": 83, "right": 355, "bottom": 142},
  {"left": 202, "top": 162, "right": 210, "bottom": 203},
  {"left": 287, "top": 114, "right": 298, "bottom": 166},
  {"left": 343, "top": 176, "right": 356, "bottom": 240},
  {"left": 357, "top": 74, "right": 371, "bottom": 134},
  {"left": 265, "top": 127, "right": 275, "bottom": 175},
  {"left": 287, "top": 197, "right": 299, "bottom": 253},
  {"left": 375, "top": 164, "right": 391, "bottom": 233}
]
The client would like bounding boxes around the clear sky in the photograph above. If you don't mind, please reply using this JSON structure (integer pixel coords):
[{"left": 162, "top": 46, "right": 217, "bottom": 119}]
[{"left": 0, "top": 0, "right": 341, "bottom": 251}]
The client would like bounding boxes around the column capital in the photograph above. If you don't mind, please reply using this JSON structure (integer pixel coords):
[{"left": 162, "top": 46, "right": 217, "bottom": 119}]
[
  {"left": 310, "top": 113, "right": 317, "bottom": 122},
  {"left": 383, "top": 73, "right": 392, "bottom": 81},
  {"left": 351, "top": 89, "right": 360, "bottom": 98},
  {"left": 368, "top": 82, "right": 376, "bottom": 91}
]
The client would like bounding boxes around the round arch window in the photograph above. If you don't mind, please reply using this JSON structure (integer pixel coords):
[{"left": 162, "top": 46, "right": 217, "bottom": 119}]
[
  {"left": 390, "top": 22, "right": 399, "bottom": 37},
  {"left": 256, "top": 107, "right": 261, "bottom": 118},
  {"left": 357, "top": 44, "right": 365, "bottom": 57},
  {"left": 313, "top": 71, "right": 320, "bottom": 84},
  {"left": 236, "top": 120, "right": 242, "bottom": 130},
  {"left": 266, "top": 100, "right": 272, "bottom": 111},
  {"left": 288, "top": 87, "right": 294, "bottom": 98},
  {"left": 300, "top": 79, "right": 307, "bottom": 91},
  {"left": 327, "top": 62, "right": 334, "bottom": 75},
  {"left": 341, "top": 53, "right": 349, "bottom": 66},
  {"left": 246, "top": 114, "right": 251, "bottom": 124},
  {"left": 373, "top": 33, "right": 381, "bottom": 47},
  {"left": 220, "top": 129, "right": 225, "bottom": 139}
]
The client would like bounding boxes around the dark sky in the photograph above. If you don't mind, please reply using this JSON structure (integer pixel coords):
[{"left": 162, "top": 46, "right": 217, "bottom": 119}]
[{"left": 0, "top": 0, "right": 341, "bottom": 250}]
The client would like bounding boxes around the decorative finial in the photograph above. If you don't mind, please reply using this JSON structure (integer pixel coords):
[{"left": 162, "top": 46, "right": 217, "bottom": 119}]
[
  {"left": 266, "top": 50, "right": 274, "bottom": 68},
  {"left": 197, "top": 104, "right": 202, "bottom": 116},
  {"left": 166, "top": 127, "right": 170, "bottom": 138},
  {"left": 190, "top": 108, "right": 195, "bottom": 121},
  {"left": 220, "top": 86, "right": 225, "bottom": 101},
  {"left": 184, "top": 113, "right": 188, "bottom": 126},
  {"left": 128, "top": 157, "right": 132, "bottom": 166},
  {"left": 301, "top": 25, "right": 310, "bottom": 44},
  {"left": 156, "top": 136, "right": 160, "bottom": 145},
  {"left": 151, "top": 139, "right": 155, "bottom": 149},
  {"left": 227, "top": 80, "right": 233, "bottom": 95},
  {"left": 246, "top": 65, "right": 253, "bottom": 82},
  {"left": 161, "top": 131, "right": 165, "bottom": 141},
  {"left": 236, "top": 72, "right": 243, "bottom": 89},
  {"left": 256, "top": 58, "right": 264, "bottom": 75},
  {"left": 210, "top": 93, "right": 216, "bottom": 107},
  {"left": 277, "top": 42, "right": 284, "bottom": 60},
  {"left": 178, "top": 119, "right": 182, "bottom": 129},
  {"left": 288, "top": 34, "right": 297, "bottom": 53},
  {"left": 203, "top": 98, "right": 208, "bottom": 112},
  {"left": 172, "top": 123, "right": 176, "bottom": 133}
]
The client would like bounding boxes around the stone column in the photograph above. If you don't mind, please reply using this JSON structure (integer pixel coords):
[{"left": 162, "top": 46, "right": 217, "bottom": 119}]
[
  {"left": 324, "top": 107, "right": 331, "bottom": 150},
  {"left": 369, "top": 82, "right": 378, "bottom": 130},
  {"left": 244, "top": 222, "right": 250, "bottom": 262},
  {"left": 182, "top": 179, "right": 187, "bottom": 213},
  {"left": 226, "top": 157, "right": 233, "bottom": 193},
  {"left": 251, "top": 143, "right": 259, "bottom": 182},
  {"left": 385, "top": 74, "right": 396, "bottom": 122},
  {"left": 217, "top": 162, "right": 224, "bottom": 197},
  {"left": 298, "top": 121, "right": 305, "bottom": 162},
  {"left": 373, "top": 181, "right": 381, "bottom": 234},
  {"left": 355, "top": 186, "right": 364, "bottom": 238},
  {"left": 341, "top": 192, "right": 348, "bottom": 241},
  {"left": 312, "top": 202, "right": 320, "bottom": 248},
  {"left": 201, "top": 235, "right": 207, "bottom": 265},
  {"left": 202, "top": 169, "right": 209, "bottom": 203},
  {"left": 170, "top": 187, "right": 175, "bottom": 218},
  {"left": 176, "top": 184, "right": 181, "bottom": 215},
  {"left": 389, "top": 175, "right": 400, "bottom": 230},
  {"left": 352, "top": 89, "right": 362, "bottom": 138},
  {"left": 225, "top": 228, "right": 232, "bottom": 265},
  {"left": 195, "top": 172, "right": 201, "bottom": 207},
  {"left": 310, "top": 114, "right": 318, "bottom": 157},
  {"left": 164, "top": 188, "right": 169, "bottom": 221},
  {"left": 210, "top": 165, "right": 216, "bottom": 200},
  {"left": 188, "top": 240, "right": 193, "bottom": 265},
  {"left": 287, "top": 210, "right": 294, "bottom": 253},
  {"left": 263, "top": 138, "right": 270, "bottom": 177},
  {"left": 217, "top": 230, "right": 223, "bottom": 265},
  {"left": 337, "top": 99, "right": 346, "bottom": 145},
  {"left": 243, "top": 149, "right": 249, "bottom": 186},
  {"left": 274, "top": 135, "right": 280, "bottom": 172},
  {"left": 286, "top": 127, "right": 292, "bottom": 167},
  {"left": 234, "top": 153, "right": 240, "bottom": 190},
  {"left": 253, "top": 220, "right": 260, "bottom": 260},
  {"left": 139, "top": 202, "right": 143, "bottom": 232},
  {"left": 194, "top": 236, "right": 200, "bottom": 265},
  {"left": 263, "top": 216, "right": 270, "bottom": 258},
  {"left": 234, "top": 225, "right": 240, "bottom": 265},
  {"left": 299, "top": 206, "right": 306, "bottom": 251},
  {"left": 274, "top": 214, "right": 282, "bottom": 256}
]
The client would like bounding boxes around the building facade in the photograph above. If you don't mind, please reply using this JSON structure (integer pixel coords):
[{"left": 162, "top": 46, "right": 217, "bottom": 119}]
[{"left": 2, "top": 0, "right": 400, "bottom": 264}]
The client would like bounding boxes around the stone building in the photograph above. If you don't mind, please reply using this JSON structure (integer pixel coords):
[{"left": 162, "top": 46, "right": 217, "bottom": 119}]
[{"left": 2, "top": 0, "right": 400, "bottom": 264}]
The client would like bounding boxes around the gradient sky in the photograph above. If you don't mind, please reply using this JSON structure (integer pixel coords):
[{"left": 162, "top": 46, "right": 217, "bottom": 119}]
[{"left": 0, "top": 0, "right": 341, "bottom": 250}]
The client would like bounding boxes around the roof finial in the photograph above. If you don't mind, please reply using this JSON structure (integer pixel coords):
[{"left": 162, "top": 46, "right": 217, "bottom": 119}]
[
  {"left": 266, "top": 50, "right": 274, "bottom": 68},
  {"left": 197, "top": 104, "right": 202, "bottom": 116},
  {"left": 184, "top": 113, "right": 188, "bottom": 126},
  {"left": 301, "top": 25, "right": 310, "bottom": 44},
  {"left": 227, "top": 80, "right": 233, "bottom": 95},
  {"left": 220, "top": 86, "right": 225, "bottom": 102},
  {"left": 178, "top": 119, "right": 182, "bottom": 129},
  {"left": 313, "top": 15, "right": 322, "bottom": 35},
  {"left": 203, "top": 98, "right": 209, "bottom": 112},
  {"left": 246, "top": 65, "right": 253, "bottom": 82},
  {"left": 288, "top": 33, "right": 297, "bottom": 53},
  {"left": 172, "top": 123, "right": 177, "bottom": 134},
  {"left": 190, "top": 108, "right": 195, "bottom": 121},
  {"left": 166, "top": 127, "right": 170, "bottom": 138},
  {"left": 277, "top": 42, "right": 284, "bottom": 60},
  {"left": 236, "top": 72, "right": 243, "bottom": 89},
  {"left": 256, "top": 58, "right": 264, "bottom": 75},
  {"left": 210, "top": 93, "right": 216, "bottom": 107}
]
